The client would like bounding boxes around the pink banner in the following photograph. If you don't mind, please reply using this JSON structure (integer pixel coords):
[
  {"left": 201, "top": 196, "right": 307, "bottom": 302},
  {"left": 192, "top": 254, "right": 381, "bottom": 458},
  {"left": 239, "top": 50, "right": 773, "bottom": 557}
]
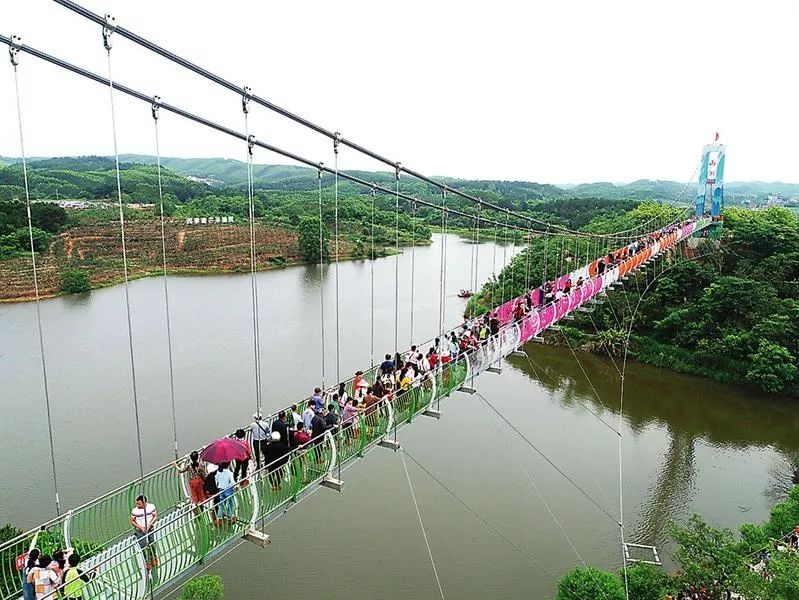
[{"left": 539, "top": 304, "right": 555, "bottom": 330}]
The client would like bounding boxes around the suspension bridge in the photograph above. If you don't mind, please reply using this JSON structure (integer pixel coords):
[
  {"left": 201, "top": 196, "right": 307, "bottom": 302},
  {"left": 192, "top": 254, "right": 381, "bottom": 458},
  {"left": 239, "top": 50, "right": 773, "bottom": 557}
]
[{"left": 1, "top": 2, "right": 724, "bottom": 599}]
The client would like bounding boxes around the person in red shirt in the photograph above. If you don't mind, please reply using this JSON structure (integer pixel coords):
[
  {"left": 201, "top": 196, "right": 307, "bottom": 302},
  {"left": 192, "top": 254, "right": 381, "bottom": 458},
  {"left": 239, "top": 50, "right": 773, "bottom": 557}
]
[
  {"left": 427, "top": 347, "right": 439, "bottom": 371},
  {"left": 293, "top": 422, "right": 311, "bottom": 446},
  {"left": 353, "top": 370, "right": 364, "bottom": 392}
]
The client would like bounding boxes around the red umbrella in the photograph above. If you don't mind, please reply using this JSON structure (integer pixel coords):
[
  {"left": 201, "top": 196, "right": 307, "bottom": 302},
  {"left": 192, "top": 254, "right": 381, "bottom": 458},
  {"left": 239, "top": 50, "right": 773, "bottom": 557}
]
[{"left": 200, "top": 438, "right": 250, "bottom": 464}]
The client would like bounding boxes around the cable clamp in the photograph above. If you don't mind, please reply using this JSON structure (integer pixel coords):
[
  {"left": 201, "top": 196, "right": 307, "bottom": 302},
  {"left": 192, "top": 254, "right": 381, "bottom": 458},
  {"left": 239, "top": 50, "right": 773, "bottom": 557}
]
[
  {"left": 242, "top": 86, "right": 252, "bottom": 114},
  {"left": 371, "top": 183, "right": 377, "bottom": 197},
  {"left": 247, "top": 134, "right": 256, "bottom": 156},
  {"left": 395, "top": 162, "right": 402, "bottom": 181},
  {"left": 8, "top": 35, "right": 22, "bottom": 66},
  {"left": 333, "top": 132, "right": 341, "bottom": 155},
  {"left": 411, "top": 198, "right": 417, "bottom": 211},
  {"left": 102, "top": 14, "right": 116, "bottom": 51},
  {"left": 151, "top": 95, "right": 161, "bottom": 121},
  {"left": 317, "top": 162, "right": 324, "bottom": 179}
]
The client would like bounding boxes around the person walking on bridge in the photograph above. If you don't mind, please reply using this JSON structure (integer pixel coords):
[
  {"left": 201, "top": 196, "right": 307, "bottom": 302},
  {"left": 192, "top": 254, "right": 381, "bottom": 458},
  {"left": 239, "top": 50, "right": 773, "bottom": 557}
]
[
  {"left": 27, "top": 553, "right": 59, "bottom": 600},
  {"left": 61, "top": 553, "right": 94, "bottom": 600},
  {"left": 250, "top": 413, "right": 270, "bottom": 469},
  {"left": 130, "top": 495, "right": 158, "bottom": 568},
  {"left": 174, "top": 451, "right": 207, "bottom": 507}
]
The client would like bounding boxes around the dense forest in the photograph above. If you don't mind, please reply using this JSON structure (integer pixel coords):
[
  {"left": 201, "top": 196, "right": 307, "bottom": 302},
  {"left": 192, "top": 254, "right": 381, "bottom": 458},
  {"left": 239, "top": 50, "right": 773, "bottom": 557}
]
[{"left": 471, "top": 203, "right": 799, "bottom": 396}]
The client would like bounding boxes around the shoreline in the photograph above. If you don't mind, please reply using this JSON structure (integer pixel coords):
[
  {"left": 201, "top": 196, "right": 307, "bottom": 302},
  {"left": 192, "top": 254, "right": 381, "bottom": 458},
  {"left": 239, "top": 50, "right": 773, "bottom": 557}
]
[{"left": 0, "top": 248, "right": 407, "bottom": 304}]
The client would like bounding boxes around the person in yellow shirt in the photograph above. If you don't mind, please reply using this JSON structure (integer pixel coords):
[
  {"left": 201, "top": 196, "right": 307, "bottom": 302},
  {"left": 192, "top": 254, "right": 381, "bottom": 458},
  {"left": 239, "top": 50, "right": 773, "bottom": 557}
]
[{"left": 62, "top": 553, "right": 93, "bottom": 600}]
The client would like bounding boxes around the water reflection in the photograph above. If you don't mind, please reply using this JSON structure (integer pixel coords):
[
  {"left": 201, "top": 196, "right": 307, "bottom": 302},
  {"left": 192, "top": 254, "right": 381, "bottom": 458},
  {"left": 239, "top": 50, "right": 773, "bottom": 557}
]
[{"left": 506, "top": 343, "right": 799, "bottom": 547}]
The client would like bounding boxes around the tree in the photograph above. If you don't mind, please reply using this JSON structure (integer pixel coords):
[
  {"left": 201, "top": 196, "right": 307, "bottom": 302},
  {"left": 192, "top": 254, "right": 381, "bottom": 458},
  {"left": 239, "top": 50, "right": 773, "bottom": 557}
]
[
  {"left": 556, "top": 566, "right": 625, "bottom": 600},
  {"left": 179, "top": 575, "right": 223, "bottom": 600},
  {"left": 297, "top": 215, "right": 329, "bottom": 262},
  {"left": 746, "top": 340, "right": 797, "bottom": 394},
  {"left": 625, "top": 563, "right": 670, "bottom": 600},
  {"left": 668, "top": 515, "right": 750, "bottom": 595},
  {"left": 60, "top": 269, "right": 91, "bottom": 294},
  {"left": 16, "top": 226, "right": 51, "bottom": 253}
]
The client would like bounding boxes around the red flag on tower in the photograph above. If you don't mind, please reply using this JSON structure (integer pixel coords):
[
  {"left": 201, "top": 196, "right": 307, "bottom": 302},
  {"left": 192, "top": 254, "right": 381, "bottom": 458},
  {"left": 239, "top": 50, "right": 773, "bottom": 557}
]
[{"left": 714, "top": 131, "right": 720, "bottom": 142}]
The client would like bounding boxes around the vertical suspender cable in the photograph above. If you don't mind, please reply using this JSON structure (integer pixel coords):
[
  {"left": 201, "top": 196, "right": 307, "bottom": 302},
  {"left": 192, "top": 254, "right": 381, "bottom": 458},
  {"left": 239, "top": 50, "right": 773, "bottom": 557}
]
[
  {"left": 542, "top": 227, "right": 550, "bottom": 286},
  {"left": 102, "top": 17, "right": 147, "bottom": 496},
  {"left": 438, "top": 190, "right": 447, "bottom": 341},
  {"left": 10, "top": 39, "right": 61, "bottom": 515},
  {"left": 370, "top": 184, "right": 376, "bottom": 367},
  {"left": 151, "top": 98, "right": 179, "bottom": 459},
  {"left": 317, "top": 165, "right": 326, "bottom": 389},
  {"left": 474, "top": 205, "right": 481, "bottom": 291},
  {"left": 394, "top": 164, "right": 401, "bottom": 358},
  {"left": 333, "top": 134, "right": 341, "bottom": 383},
  {"left": 525, "top": 226, "right": 532, "bottom": 293},
  {"left": 501, "top": 213, "right": 509, "bottom": 303},
  {"left": 492, "top": 223, "right": 499, "bottom": 281},
  {"left": 242, "top": 88, "right": 262, "bottom": 416},
  {"left": 409, "top": 199, "right": 416, "bottom": 346},
  {"left": 469, "top": 214, "right": 476, "bottom": 296}
]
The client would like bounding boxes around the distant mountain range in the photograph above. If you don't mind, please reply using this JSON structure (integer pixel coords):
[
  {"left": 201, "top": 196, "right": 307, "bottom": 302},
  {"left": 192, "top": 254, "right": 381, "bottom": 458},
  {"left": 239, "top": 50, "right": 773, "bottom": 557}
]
[{"left": 2, "top": 154, "right": 797, "bottom": 203}]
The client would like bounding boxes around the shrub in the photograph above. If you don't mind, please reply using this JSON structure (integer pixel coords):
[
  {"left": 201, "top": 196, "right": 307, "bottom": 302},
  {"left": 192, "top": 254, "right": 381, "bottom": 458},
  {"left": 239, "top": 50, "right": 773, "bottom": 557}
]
[
  {"left": 556, "top": 566, "right": 625, "bottom": 600},
  {"left": 179, "top": 575, "right": 224, "bottom": 600},
  {"left": 60, "top": 269, "right": 91, "bottom": 294},
  {"left": 0, "top": 523, "right": 22, "bottom": 545},
  {"left": 625, "top": 563, "right": 670, "bottom": 600}
]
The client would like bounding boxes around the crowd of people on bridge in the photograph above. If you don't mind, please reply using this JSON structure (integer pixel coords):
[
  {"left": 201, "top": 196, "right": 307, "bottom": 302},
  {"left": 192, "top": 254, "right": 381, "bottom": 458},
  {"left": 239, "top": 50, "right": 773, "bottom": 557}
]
[{"left": 21, "top": 548, "right": 94, "bottom": 600}]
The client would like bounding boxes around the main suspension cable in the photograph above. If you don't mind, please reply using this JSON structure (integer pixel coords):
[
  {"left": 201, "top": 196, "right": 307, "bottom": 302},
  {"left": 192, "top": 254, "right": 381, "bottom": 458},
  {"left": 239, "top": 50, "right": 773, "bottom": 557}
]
[
  {"left": 0, "top": 33, "right": 586, "bottom": 244},
  {"left": 50, "top": 0, "right": 634, "bottom": 240}
]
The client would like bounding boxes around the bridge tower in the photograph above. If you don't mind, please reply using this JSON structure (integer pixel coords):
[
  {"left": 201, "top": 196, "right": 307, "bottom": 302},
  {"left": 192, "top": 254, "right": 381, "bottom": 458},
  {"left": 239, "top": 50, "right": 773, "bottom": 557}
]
[{"left": 693, "top": 133, "right": 725, "bottom": 239}]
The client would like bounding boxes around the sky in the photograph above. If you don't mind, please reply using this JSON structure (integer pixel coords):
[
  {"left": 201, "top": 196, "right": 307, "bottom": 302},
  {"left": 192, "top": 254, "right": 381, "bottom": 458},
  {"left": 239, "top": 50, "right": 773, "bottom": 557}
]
[{"left": 2, "top": 0, "right": 797, "bottom": 185}]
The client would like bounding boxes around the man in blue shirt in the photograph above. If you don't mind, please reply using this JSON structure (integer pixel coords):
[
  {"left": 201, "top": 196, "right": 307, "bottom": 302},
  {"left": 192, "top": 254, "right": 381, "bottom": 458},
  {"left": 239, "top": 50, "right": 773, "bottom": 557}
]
[
  {"left": 380, "top": 354, "right": 394, "bottom": 375},
  {"left": 310, "top": 387, "right": 324, "bottom": 410}
]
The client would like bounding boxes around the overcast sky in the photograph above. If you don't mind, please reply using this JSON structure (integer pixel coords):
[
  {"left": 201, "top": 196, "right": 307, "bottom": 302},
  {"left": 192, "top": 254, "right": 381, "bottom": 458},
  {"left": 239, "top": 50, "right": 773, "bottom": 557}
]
[{"left": 2, "top": 0, "right": 796, "bottom": 184}]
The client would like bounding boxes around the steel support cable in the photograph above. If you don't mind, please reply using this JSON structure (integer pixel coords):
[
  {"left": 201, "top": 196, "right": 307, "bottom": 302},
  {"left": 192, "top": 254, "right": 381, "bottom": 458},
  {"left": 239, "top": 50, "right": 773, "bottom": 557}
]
[
  {"left": 51, "top": 0, "right": 682, "bottom": 243},
  {"left": 9, "top": 43, "right": 61, "bottom": 516},
  {"left": 477, "top": 396, "right": 610, "bottom": 600},
  {"left": 437, "top": 190, "right": 447, "bottom": 342},
  {"left": 317, "top": 167, "right": 327, "bottom": 388},
  {"left": 102, "top": 23, "right": 148, "bottom": 506},
  {"left": 542, "top": 227, "right": 550, "bottom": 285},
  {"left": 243, "top": 92, "right": 263, "bottom": 416},
  {"left": 437, "top": 202, "right": 449, "bottom": 412},
  {"left": 474, "top": 205, "right": 482, "bottom": 305},
  {"left": 0, "top": 36, "right": 544, "bottom": 243},
  {"left": 555, "top": 328, "right": 621, "bottom": 430},
  {"left": 476, "top": 392, "right": 620, "bottom": 525},
  {"left": 151, "top": 99, "right": 180, "bottom": 459},
  {"left": 401, "top": 449, "right": 586, "bottom": 600},
  {"left": 394, "top": 167, "right": 401, "bottom": 358},
  {"left": 333, "top": 135, "right": 341, "bottom": 383},
  {"left": 468, "top": 214, "right": 475, "bottom": 298},
  {"left": 0, "top": 31, "right": 683, "bottom": 256},
  {"left": 370, "top": 184, "right": 376, "bottom": 367},
  {"left": 400, "top": 450, "right": 446, "bottom": 600},
  {"left": 525, "top": 227, "right": 533, "bottom": 292},
  {"left": 410, "top": 198, "right": 417, "bottom": 346},
  {"left": 501, "top": 212, "right": 509, "bottom": 303}
]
